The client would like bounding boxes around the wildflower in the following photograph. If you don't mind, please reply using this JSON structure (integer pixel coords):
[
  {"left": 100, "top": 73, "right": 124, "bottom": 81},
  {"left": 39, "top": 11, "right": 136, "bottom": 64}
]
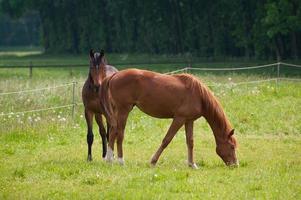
[
  {"left": 228, "top": 77, "right": 232, "bottom": 81},
  {"left": 48, "top": 136, "right": 54, "bottom": 141},
  {"left": 59, "top": 117, "right": 66, "bottom": 122}
]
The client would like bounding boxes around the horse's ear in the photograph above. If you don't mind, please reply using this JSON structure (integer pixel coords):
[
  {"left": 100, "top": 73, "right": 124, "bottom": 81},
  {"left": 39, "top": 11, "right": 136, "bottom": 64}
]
[
  {"left": 100, "top": 49, "right": 105, "bottom": 57},
  {"left": 229, "top": 129, "right": 235, "bottom": 138},
  {"left": 89, "top": 49, "right": 94, "bottom": 59}
]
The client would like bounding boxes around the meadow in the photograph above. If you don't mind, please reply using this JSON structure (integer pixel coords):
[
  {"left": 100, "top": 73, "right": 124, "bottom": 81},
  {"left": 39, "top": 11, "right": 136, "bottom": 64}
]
[{"left": 0, "top": 54, "right": 300, "bottom": 199}]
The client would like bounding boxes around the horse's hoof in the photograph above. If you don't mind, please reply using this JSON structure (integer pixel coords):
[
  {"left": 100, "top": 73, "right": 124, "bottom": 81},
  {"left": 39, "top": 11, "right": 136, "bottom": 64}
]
[
  {"left": 87, "top": 156, "right": 92, "bottom": 162},
  {"left": 188, "top": 162, "right": 199, "bottom": 169},
  {"left": 117, "top": 157, "right": 125, "bottom": 165},
  {"left": 149, "top": 163, "right": 156, "bottom": 168},
  {"left": 104, "top": 156, "right": 113, "bottom": 163},
  {"left": 105, "top": 147, "right": 114, "bottom": 163},
  {"left": 150, "top": 160, "right": 157, "bottom": 167}
]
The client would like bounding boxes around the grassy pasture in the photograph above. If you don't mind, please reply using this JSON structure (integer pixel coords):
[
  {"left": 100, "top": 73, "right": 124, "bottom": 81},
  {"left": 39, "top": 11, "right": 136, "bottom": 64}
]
[{"left": 0, "top": 59, "right": 301, "bottom": 199}]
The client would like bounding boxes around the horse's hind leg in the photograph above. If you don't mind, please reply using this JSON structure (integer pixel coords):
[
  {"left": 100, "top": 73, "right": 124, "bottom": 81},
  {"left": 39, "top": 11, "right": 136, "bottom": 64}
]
[
  {"left": 95, "top": 114, "right": 107, "bottom": 159},
  {"left": 150, "top": 117, "right": 185, "bottom": 166},
  {"left": 106, "top": 126, "right": 117, "bottom": 162},
  {"left": 85, "top": 109, "right": 94, "bottom": 161},
  {"left": 106, "top": 120, "right": 110, "bottom": 141},
  {"left": 185, "top": 120, "right": 198, "bottom": 169},
  {"left": 105, "top": 107, "right": 130, "bottom": 165},
  {"left": 116, "top": 110, "right": 130, "bottom": 165}
]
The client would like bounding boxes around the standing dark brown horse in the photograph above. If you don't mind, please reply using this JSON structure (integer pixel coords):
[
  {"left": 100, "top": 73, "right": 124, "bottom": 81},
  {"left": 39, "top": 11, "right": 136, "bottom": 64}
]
[
  {"left": 82, "top": 49, "right": 118, "bottom": 161},
  {"left": 101, "top": 69, "right": 238, "bottom": 168}
]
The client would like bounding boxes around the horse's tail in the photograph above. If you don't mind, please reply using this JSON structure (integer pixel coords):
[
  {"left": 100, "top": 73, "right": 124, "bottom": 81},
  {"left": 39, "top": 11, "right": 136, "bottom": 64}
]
[{"left": 100, "top": 74, "right": 117, "bottom": 127}]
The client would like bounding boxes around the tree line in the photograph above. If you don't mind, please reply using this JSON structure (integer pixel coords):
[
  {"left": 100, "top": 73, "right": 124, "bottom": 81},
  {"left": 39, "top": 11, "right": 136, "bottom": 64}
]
[{"left": 1, "top": 0, "right": 301, "bottom": 60}]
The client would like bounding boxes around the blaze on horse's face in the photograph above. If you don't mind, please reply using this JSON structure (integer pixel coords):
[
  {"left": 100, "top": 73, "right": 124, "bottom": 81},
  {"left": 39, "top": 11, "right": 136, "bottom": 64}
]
[
  {"left": 89, "top": 49, "right": 105, "bottom": 92},
  {"left": 216, "top": 129, "right": 239, "bottom": 167}
]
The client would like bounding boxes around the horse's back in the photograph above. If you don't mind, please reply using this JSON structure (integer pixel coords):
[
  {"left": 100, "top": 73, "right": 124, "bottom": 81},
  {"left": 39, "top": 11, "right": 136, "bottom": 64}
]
[{"left": 105, "top": 65, "right": 118, "bottom": 77}]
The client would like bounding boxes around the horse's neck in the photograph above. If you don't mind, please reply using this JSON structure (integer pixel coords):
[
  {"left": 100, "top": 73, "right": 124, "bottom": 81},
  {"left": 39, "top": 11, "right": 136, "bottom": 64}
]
[{"left": 202, "top": 100, "right": 231, "bottom": 145}]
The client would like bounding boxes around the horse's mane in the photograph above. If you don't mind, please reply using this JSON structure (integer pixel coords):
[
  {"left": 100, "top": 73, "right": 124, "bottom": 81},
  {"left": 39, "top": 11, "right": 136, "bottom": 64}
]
[{"left": 173, "top": 73, "right": 233, "bottom": 139}]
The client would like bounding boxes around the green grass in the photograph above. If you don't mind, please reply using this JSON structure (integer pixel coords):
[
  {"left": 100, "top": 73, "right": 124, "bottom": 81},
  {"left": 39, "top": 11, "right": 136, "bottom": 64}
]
[{"left": 0, "top": 53, "right": 301, "bottom": 199}]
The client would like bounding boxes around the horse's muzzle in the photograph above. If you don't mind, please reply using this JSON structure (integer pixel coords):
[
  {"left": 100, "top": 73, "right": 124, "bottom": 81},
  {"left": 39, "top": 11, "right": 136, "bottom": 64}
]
[{"left": 226, "top": 160, "right": 239, "bottom": 167}]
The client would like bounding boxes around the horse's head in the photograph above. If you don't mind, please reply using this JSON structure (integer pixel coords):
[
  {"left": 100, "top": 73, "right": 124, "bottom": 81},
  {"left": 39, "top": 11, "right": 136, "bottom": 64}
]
[
  {"left": 89, "top": 49, "right": 107, "bottom": 92},
  {"left": 216, "top": 129, "right": 239, "bottom": 167}
]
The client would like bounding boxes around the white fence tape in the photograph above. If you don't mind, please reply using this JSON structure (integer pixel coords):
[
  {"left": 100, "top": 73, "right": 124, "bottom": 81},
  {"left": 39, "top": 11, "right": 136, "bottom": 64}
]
[
  {"left": 164, "top": 67, "right": 188, "bottom": 74},
  {"left": 0, "top": 82, "right": 74, "bottom": 96},
  {"left": 0, "top": 104, "right": 74, "bottom": 117},
  {"left": 188, "top": 63, "right": 278, "bottom": 71},
  {"left": 280, "top": 62, "right": 301, "bottom": 68},
  {"left": 206, "top": 78, "right": 277, "bottom": 87},
  {"left": 279, "top": 78, "right": 301, "bottom": 82},
  {"left": 0, "top": 62, "right": 300, "bottom": 117}
]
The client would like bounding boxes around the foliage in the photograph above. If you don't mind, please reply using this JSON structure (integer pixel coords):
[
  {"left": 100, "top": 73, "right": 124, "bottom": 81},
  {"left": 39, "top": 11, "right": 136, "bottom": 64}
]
[{"left": 1, "top": 0, "right": 301, "bottom": 60}]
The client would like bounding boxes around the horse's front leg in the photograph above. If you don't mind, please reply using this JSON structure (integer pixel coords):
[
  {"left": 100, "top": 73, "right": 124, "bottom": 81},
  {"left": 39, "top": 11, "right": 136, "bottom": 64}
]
[
  {"left": 115, "top": 110, "right": 130, "bottom": 165},
  {"left": 95, "top": 114, "right": 107, "bottom": 159},
  {"left": 150, "top": 117, "right": 185, "bottom": 166},
  {"left": 185, "top": 120, "right": 198, "bottom": 169},
  {"left": 85, "top": 109, "right": 94, "bottom": 161},
  {"left": 105, "top": 107, "right": 130, "bottom": 165}
]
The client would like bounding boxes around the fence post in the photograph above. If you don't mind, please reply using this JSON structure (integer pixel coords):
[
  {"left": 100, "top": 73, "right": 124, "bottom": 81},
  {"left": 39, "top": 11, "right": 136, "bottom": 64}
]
[
  {"left": 276, "top": 62, "right": 280, "bottom": 90},
  {"left": 29, "top": 61, "right": 33, "bottom": 78},
  {"left": 70, "top": 67, "right": 73, "bottom": 77},
  {"left": 72, "top": 81, "right": 77, "bottom": 119},
  {"left": 188, "top": 55, "right": 192, "bottom": 73}
]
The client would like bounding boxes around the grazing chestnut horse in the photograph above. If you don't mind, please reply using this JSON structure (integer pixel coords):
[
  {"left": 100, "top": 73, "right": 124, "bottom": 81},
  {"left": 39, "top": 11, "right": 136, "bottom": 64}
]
[
  {"left": 82, "top": 49, "right": 118, "bottom": 161},
  {"left": 101, "top": 69, "right": 238, "bottom": 168}
]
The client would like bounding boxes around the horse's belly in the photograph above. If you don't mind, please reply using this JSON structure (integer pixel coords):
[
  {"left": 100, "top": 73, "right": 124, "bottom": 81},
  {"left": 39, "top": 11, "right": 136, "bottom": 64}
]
[{"left": 136, "top": 103, "right": 174, "bottom": 118}]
